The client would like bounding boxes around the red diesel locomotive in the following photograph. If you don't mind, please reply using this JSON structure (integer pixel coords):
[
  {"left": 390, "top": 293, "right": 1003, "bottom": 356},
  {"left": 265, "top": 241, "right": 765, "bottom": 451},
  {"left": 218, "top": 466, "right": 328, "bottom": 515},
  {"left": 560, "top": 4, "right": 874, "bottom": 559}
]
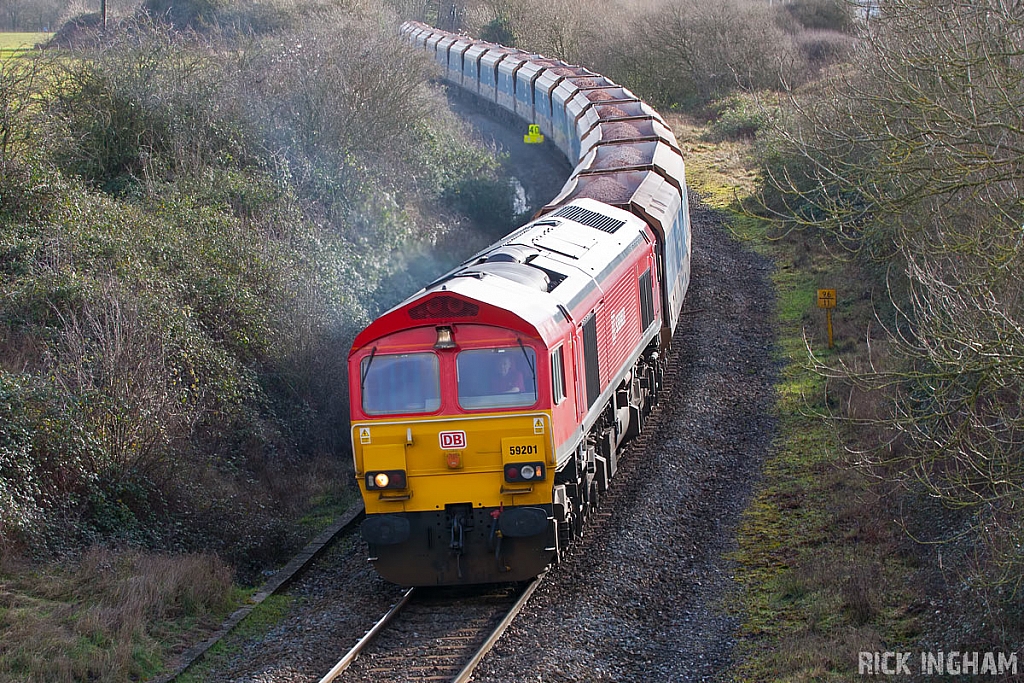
[{"left": 348, "top": 23, "right": 691, "bottom": 586}]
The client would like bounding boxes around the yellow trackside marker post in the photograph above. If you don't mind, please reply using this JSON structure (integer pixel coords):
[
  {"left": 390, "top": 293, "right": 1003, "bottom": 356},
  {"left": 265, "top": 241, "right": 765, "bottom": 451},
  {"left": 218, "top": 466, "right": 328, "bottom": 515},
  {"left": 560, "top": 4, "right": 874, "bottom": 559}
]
[
  {"left": 817, "top": 288, "right": 836, "bottom": 348},
  {"left": 524, "top": 124, "right": 545, "bottom": 144}
]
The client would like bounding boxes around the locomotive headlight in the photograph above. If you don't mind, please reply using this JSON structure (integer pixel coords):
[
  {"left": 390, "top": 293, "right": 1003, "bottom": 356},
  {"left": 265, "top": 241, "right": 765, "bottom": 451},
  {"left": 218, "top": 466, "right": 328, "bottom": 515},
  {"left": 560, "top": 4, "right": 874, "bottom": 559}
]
[
  {"left": 520, "top": 465, "right": 535, "bottom": 480},
  {"left": 366, "top": 470, "right": 407, "bottom": 490}
]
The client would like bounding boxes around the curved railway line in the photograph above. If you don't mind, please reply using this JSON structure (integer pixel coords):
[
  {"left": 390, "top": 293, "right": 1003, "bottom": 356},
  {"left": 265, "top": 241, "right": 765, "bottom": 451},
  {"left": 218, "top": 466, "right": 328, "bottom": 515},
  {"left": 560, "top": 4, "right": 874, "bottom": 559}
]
[
  {"left": 158, "top": 185, "right": 774, "bottom": 683},
  {"left": 156, "top": 16, "right": 778, "bottom": 683}
]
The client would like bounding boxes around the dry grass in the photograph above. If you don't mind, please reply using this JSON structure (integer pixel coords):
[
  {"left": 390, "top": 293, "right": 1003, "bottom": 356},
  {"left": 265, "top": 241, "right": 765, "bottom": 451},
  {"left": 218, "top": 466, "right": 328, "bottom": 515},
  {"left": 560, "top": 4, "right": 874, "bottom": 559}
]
[
  {"left": 0, "top": 548, "right": 234, "bottom": 682},
  {"left": 668, "top": 113, "right": 759, "bottom": 207}
]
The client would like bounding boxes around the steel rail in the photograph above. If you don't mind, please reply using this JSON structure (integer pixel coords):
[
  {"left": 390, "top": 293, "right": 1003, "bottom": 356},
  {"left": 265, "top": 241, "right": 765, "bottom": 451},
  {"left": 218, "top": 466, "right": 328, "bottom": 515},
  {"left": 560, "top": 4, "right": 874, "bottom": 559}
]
[
  {"left": 318, "top": 587, "right": 416, "bottom": 683},
  {"left": 452, "top": 575, "right": 544, "bottom": 683}
]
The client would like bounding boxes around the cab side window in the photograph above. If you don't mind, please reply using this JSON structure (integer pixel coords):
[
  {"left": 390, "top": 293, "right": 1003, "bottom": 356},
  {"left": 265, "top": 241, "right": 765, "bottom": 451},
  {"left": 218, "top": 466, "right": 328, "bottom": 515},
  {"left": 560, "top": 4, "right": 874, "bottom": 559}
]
[{"left": 551, "top": 346, "right": 566, "bottom": 404}]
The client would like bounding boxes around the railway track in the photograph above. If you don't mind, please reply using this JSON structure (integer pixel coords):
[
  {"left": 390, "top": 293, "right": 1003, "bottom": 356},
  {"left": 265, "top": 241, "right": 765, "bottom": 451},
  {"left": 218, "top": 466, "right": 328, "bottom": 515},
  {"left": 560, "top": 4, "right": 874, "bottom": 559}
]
[{"left": 319, "top": 578, "right": 542, "bottom": 683}]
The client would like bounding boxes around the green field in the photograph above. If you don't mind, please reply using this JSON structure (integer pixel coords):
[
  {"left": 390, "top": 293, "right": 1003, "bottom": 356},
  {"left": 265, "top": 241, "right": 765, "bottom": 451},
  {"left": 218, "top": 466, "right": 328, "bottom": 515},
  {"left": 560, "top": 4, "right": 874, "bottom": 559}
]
[{"left": 0, "top": 32, "right": 50, "bottom": 58}]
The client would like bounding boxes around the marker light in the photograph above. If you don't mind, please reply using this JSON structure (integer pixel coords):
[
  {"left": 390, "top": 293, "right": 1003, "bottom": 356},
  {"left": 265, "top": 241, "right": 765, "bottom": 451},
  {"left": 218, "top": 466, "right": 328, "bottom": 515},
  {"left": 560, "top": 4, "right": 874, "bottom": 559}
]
[{"left": 504, "top": 462, "right": 545, "bottom": 483}]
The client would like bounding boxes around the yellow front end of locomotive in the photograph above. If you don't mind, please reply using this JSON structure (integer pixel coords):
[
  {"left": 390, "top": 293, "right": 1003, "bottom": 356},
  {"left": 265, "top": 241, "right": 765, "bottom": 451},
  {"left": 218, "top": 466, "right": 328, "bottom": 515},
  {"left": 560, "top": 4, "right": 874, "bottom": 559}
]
[{"left": 352, "top": 411, "right": 555, "bottom": 514}]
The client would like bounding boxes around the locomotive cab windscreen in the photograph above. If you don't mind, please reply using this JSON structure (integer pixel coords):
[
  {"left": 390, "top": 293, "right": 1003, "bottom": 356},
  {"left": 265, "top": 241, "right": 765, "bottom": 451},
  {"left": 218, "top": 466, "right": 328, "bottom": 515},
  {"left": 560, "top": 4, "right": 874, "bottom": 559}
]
[
  {"left": 360, "top": 352, "right": 441, "bottom": 415},
  {"left": 457, "top": 346, "right": 538, "bottom": 410},
  {"left": 353, "top": 338, "right": 544, "bottom": 417}
]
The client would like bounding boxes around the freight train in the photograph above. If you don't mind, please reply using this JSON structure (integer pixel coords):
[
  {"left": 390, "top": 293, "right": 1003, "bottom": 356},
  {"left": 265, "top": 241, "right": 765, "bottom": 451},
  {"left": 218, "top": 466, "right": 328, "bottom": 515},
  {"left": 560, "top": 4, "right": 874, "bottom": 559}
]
[{"left": 348, "top": 21, "right": 691, "bottom": 586}]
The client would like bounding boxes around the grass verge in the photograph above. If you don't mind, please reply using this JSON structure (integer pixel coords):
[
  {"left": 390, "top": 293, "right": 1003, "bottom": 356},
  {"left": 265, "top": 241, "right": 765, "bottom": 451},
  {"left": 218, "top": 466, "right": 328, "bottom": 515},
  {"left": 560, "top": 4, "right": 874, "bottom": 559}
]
[
  {"left": 0, "top": 33, "right": 50, "bottom": 59},
  {"left": 670, "top": 114, "right": 925, "bottom": 680},
  {"left": 0, "top": 548, "right": 240, "bottom": 683},
  {"left": 0, "top": 488, "right": 359, "bottom": 682},
  {"left": 174, "top": 593, "right": 294, "bottom": 683}
]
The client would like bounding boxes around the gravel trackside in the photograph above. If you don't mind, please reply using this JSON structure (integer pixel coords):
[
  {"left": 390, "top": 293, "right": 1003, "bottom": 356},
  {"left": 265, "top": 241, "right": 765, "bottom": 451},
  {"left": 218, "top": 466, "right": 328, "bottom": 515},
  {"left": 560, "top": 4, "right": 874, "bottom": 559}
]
[{"left": 468, "top": 199, "right": 778, "bottom": 683}]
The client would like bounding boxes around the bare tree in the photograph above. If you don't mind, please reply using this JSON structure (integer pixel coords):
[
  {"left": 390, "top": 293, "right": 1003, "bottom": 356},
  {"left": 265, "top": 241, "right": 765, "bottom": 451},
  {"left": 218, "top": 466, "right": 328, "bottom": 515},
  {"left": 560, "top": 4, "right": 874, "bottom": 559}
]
[
  {"left": 611, "top": 0, "right": 806, "bottom": 106},
  {"left": 762, "top": 0, "right": 1024, "bottom": 595}
]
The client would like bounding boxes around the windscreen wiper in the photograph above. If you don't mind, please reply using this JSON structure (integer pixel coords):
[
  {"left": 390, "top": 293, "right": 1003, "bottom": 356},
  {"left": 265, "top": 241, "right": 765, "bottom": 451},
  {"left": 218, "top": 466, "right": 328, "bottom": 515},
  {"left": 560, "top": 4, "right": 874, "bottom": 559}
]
[
  {"left": 360, "top": 347, "right": 377, "bottom": 395},
  {"left": 517, "top": 338, "right": 536, "bottom": 387}
]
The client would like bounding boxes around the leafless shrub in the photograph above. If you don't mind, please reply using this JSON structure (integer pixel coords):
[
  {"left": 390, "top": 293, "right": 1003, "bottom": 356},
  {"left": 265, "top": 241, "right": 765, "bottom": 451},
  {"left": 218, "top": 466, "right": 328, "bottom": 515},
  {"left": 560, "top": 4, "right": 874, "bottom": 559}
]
[
  {"left": 44, "top": 20, "right": 242, "bottom": 191},
  {"left": 640, "top": 0, "right": 808, "bottom": 105},
  {"left": 240, "top": 11, "right": 442, "bottom": 186},
  {"left": 794, "top": 28, "right": 858, "bottom": 69},
  {"left": 47, "top": 280, "right": 202, "bottom": 483},
  {"left": 466, "top": 0, "right": 813, "bottom": 108}
]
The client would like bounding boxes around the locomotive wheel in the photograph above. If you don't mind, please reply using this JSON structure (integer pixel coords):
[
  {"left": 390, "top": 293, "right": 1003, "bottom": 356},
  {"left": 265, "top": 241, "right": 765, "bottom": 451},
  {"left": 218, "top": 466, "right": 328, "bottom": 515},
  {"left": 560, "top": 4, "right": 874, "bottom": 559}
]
[{"left": 573, "top": 496, "right": 585, "bottom": 538}]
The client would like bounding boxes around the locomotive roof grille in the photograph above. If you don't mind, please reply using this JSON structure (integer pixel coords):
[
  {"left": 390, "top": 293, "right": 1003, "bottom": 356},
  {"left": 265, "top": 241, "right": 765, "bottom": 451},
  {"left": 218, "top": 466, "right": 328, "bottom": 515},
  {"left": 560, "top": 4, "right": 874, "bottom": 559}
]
[
  {"left": 552, "top": 205, "right": 626, "bottom": 234},
  {"left": 409, "top": 295, "right": 479, "bottom": 320}
]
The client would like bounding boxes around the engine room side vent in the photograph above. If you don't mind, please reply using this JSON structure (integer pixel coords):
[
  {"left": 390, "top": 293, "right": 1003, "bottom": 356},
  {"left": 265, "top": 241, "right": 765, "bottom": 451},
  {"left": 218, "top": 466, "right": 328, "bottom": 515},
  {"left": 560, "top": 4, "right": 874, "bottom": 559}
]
[
  {"left": 639, "top": 268, "right": 655, "bottom": 331},
  {"left": 409, "top": 295, "right": 479, "bottom": 320},
  {"left": 552, "top": 205, "right": 626, "bottom": 234},
  {"left": 582, "top": 313, "right": 600, "bottom": 408}
]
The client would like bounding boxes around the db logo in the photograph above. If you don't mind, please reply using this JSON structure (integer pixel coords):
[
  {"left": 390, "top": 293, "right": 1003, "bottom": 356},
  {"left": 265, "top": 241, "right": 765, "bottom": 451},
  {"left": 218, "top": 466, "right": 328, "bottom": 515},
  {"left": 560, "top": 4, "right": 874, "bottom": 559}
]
[{"left": 439, "top": 430, "right": 467, "bottom": 450}]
